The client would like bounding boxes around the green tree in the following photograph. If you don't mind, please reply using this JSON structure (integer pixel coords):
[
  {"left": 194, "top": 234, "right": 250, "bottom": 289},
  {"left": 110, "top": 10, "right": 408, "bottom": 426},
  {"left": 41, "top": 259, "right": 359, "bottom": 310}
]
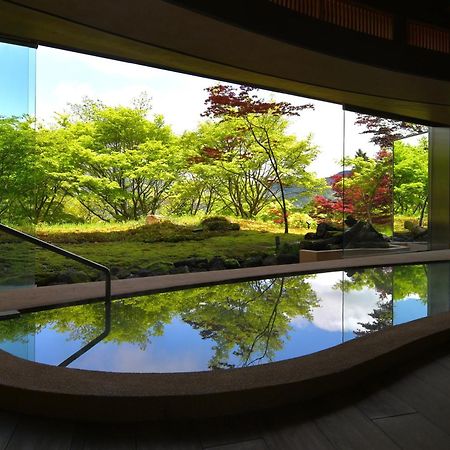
[
  {"left": 0, "top": 116, "right": 34, "bottom": 221},
  {"left": 66, "top": 98, "right": 180, "bottom": 221},
  {"left": 393, "top": 138, "right": 428, "bottom": 225},
  {"left": 203, "top": 84, "right": 319, "bottom": 233},
  {"left": 183, "top": 108, "right": 321, "bottom": 223}
]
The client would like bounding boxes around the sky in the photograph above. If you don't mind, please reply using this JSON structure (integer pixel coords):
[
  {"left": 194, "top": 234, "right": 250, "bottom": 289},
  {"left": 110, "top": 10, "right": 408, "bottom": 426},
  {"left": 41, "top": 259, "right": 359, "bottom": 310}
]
[
  {"left": 0, "top": 43, "right": 35, "bottom": 116},
  {"left": 35, "top": 46, "right": 381, "bottom": 178}
]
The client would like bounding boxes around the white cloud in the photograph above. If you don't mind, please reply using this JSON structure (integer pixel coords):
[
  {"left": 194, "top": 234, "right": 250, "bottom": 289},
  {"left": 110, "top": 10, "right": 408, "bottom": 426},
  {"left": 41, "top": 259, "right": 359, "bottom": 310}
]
[{"left": 293, "top": 272, "right": 380, "bottom": 333}]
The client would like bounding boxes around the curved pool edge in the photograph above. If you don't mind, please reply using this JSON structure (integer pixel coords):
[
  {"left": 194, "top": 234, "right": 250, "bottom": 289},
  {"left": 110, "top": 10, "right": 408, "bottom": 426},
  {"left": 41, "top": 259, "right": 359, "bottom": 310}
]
[{"left": 1, "top": 310, "right": 449, "bottom": 422}]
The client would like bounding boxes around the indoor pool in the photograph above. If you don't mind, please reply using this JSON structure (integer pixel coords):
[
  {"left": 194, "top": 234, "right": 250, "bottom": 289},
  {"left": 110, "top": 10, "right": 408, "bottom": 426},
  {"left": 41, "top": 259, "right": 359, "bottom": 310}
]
[{"left": 0, "top": 262, "right": 448, "bottom": 373}]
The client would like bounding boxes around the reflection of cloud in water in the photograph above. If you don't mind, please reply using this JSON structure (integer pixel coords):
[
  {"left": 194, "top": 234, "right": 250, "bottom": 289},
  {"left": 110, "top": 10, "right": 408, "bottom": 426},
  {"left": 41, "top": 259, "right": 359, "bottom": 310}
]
[
  {"left": 291, "top": 272, "right": 380, "bottom": 332},
  {"left": 74, "top": 343, "right": 206, "bottom": 373}
]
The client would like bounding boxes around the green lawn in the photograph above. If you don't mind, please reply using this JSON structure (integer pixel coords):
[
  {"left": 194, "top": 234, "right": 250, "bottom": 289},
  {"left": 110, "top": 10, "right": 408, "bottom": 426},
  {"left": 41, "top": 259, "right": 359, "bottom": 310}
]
[{"left": 1, "top": 218, "right": 306, "bottom": 286}]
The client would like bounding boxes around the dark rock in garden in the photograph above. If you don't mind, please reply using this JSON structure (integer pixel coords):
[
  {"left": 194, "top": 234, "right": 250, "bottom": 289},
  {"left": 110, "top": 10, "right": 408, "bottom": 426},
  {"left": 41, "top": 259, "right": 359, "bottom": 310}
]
[
  {"left": 116, "top": 268, "right": 132, "bottom": 279},
  {"left": 276, "top": 253, "right": 299, "bottom": 264},
  {"left": 146, "top": 262, "right": 174, "bottom": 276},
  {"left": 303, "top": 232, "right": 317, "bottom": 240},
  {"left": 344, "top": 215, "right": 358, "bottom": 227},
  {"left": 242, "top": 255, "right": 264, "bottom": 267},
  {"left": 55, "top": 269, "right": 90, "bottom": 284},
  {"left": 170, "top": 265, "right": 190, "bottom": 274},
  {"left": 300, "top": 240, "right": 332, "bottom": 251},
  {"left": 276, "top": 242, "right": 301, "bottom": 263},
  {"left": 404, "top": 220, "right": 428, "bottom": 239},
  {"left": 223, "top": 258, "right": 240, "bottom": 269},
  {"left": 110, "top": 266, "right": 122, "bottom": 276},
  {"left": 135, "top": 269, "right": 153, "bottom": 277},
  {"left": 35, "top": 272, "right": 58, "bottom": 286},
  {"left": 174, "top": 257, "right": 208, "bottom": 268},
  {"left": 316, "top": 222, "right": 341, "bottom": 238},
  {"left": 342, "top": 221, "right": 389, "bottom": 248},
  {"left": 200, "top": 216, "right": 240, "bottom": 232},
  {"left": 262, "top": 255, "right": 278, "bottom": 266},
  {"left": 209, "top": 256, "right": 226, "bottom": 270}
]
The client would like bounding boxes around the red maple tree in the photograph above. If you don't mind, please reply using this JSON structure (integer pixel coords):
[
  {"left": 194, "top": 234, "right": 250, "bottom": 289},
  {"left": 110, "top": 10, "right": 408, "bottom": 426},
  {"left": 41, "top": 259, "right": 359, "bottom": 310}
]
[{"left": 202, "top": 84, "right": 314, "bottom": 233}]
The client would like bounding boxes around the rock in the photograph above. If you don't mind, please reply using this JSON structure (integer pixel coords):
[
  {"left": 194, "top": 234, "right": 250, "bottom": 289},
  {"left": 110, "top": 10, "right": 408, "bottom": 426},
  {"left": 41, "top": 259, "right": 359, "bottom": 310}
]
[
  {"left": 170, "top": 265, "right": 190, "bottom": 274},
  {"left": 55, "top": 269, "right": 90, "bottom": 284},
  {"left": 343, "top": 221, "right": 389, "bottom": 248},
  {"left": 316, "top": 222, "right": 341, "bottom": 238},
  {"left": 276, "top": 242, "right": 301, "bottom": 264},
  {"left": 146, "top": 262, "right": 174, "bottom": 276},
  {"left": 110, "top": 266, "right": 122, "bottom": 276},
  {"left": 208, "top": 256, "right": 226, "bottom": 270},
  {"left": 134, "top": 269, "right": 153, "bottom": 277},
  {"left": 262, "top": 255, "right": 278, "bottom": 266},
  {"left": 303, "top": 232, "right": 317, "bottom": 240},
  {"left": 174, "top": 257, "right": 208, "bottom": 268},
  {"left": 145, "top": 214, "right": 164, "bottom": 225},
  {"left": 200, "top": 216, "right": 240, "bottom": 231},
  {"left": 223, "top": 258, "right": 240, "bottom": 269},
  {"left": 35, "top": 272, "right": 58, "bottom": 286},
  {"left": 300, "top": 240, "right": 332, "bottom": 251},
  {"left": 404, "top": 220, "right": 427, "bottom": 239},
  {"left": 242, "top": 255, "right": 264, "bottom": 267},
  {"left": 344, "top": 215, "right": 358, "bottom": 227},
  {"left": 116, "top": 268, "right": 132, "bottom": 279},
  {"left": 276, "top": 253, "right": 299, "bottom": 264}
]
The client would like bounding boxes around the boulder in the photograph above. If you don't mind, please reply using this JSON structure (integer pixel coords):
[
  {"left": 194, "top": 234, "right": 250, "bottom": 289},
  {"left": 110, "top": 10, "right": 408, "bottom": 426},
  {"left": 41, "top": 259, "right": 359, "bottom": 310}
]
[
  {"left": 145, "top": 214, "right": 164, "bottom": 225},
  {"left": 223, "top": 258, "right": 240, "bottom": 269}
]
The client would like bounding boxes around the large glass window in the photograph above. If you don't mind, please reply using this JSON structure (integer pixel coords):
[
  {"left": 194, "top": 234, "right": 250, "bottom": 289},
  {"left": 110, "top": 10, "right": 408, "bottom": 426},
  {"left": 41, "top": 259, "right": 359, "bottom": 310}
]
[{"left": 0, "top": 41, "right": 36, "bottom": 292}]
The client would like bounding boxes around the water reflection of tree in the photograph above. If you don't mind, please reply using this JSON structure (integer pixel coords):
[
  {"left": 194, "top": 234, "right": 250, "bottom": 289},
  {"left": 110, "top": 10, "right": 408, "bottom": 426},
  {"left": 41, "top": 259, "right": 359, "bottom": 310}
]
[
  {"left": 0, "top": 276, "right": 318, "bottom": 369},
  {"left": 0, "top": 295, "right": 181, "bottom": 350},
  {"left": 335, "top": 265, "right": 428, "bottom": 336},
  {"left": 181, "top": 276, "right": 318, "bottom": 369}
]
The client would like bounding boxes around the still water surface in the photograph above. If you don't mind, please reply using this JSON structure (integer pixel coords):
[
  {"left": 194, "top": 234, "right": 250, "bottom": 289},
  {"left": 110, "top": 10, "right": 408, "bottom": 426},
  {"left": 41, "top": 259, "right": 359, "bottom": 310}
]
[{"left": 0, "top": 264, "right": 436, "bottom": 372}]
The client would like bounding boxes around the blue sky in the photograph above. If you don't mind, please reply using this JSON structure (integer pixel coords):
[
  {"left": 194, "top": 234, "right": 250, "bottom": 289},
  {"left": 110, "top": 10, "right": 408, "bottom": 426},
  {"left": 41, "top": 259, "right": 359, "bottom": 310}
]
[{"left": 0, "top": 43, "right": 35, "bottom": 116}]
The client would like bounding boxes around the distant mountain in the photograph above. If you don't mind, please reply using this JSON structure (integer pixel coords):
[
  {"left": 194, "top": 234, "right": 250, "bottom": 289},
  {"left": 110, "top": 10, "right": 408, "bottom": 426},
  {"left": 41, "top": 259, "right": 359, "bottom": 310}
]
[{"left": 325, "top": 170, "right": 353, "bottom": 185}]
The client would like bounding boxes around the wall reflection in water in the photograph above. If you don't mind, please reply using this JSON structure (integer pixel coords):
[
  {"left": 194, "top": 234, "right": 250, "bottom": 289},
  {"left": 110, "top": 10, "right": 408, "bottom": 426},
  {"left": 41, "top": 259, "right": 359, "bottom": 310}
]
[{"left": 0, "top": 263, "right": 448, "bottom": 373}]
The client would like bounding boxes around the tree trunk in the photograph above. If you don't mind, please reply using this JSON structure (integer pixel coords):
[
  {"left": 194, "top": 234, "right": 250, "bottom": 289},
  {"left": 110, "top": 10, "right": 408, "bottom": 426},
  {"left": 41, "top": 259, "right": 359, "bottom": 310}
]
[{"left": 419, "top": 196, "right": 428, "bottom": 227}]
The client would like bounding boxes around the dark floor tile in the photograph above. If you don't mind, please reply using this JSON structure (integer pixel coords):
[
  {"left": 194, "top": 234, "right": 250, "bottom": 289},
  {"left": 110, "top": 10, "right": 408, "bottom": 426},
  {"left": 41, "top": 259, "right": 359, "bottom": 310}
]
[
  {"left": 356, "top": 386, "right": 416, "bottom": 419},
  {"left": 5, "top": 416, "right": 73, "bottom": 450},
  {"left": 77, "top": 424, "right": 136, "bottom": 450},
  {"left": 197, "top": 415, "right": 261, "bottom": 449},
  {"left": 315, "top": 405, "right": 399, "bottom": 450},
  {"left": 374, "top": 412, "right": 450, "bottom": 450},
  {"left": 413, "top": 360, "right": 450, "bottom": 399},
  {"left": 386, "top": 372, "right": 450, "bottom": 434},
  {"left": 262, "top": 418, "right": 336, "bottom": 450},
  {"left": 136, "top": 420, "right": 201, "bottom": 450},
  {"left": 0, "top": 411, "right": 18, "bottom": 450}
]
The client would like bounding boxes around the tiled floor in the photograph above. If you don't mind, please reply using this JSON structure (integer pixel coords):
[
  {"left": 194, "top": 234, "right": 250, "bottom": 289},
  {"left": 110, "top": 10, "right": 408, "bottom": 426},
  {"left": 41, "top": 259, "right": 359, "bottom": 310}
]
[{"left": 1, "top": 348, "right": 450, "bottom": 449}]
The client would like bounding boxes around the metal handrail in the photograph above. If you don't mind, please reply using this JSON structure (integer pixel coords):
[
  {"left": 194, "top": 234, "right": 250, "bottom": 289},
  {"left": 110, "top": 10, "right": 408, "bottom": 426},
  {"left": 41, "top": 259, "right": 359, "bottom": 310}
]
[
  {"left": 59, "top": 299, "right": 111, "bottom": 367},
  {"left": 0, "top": 222, "right": 112, "bottom": 366},
  {"left": 0, "top": 223, "right": 111, "bottom": 301}
]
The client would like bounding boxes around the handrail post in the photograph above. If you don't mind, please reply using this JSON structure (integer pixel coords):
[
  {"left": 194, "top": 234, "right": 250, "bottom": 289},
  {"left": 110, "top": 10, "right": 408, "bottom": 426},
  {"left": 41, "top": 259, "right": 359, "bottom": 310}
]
[{"left": 0, "top": 222, "right": 112, "bottom": 366}]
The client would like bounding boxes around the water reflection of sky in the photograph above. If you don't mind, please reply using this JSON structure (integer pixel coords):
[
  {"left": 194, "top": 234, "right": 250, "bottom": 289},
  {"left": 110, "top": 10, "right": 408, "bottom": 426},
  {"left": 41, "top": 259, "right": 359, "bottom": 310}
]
[{"left": 0, "top": 266, "right": 433, "bottom": 373}]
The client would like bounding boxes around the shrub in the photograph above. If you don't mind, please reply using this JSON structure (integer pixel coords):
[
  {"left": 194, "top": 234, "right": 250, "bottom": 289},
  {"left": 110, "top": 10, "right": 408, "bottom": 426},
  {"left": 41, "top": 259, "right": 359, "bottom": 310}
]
[{"left": 200, "top": 216, "right": 240, "bottom": 231}]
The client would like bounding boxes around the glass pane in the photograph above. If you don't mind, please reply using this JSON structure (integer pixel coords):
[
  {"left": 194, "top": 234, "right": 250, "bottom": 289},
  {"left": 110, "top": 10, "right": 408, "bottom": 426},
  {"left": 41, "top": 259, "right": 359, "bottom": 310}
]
[
  {"left": 393, "top": 132, "right": 429, "bottom": 252},
  {"left": 0, "top": 41, "right": 36, "bottom": 293}
]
